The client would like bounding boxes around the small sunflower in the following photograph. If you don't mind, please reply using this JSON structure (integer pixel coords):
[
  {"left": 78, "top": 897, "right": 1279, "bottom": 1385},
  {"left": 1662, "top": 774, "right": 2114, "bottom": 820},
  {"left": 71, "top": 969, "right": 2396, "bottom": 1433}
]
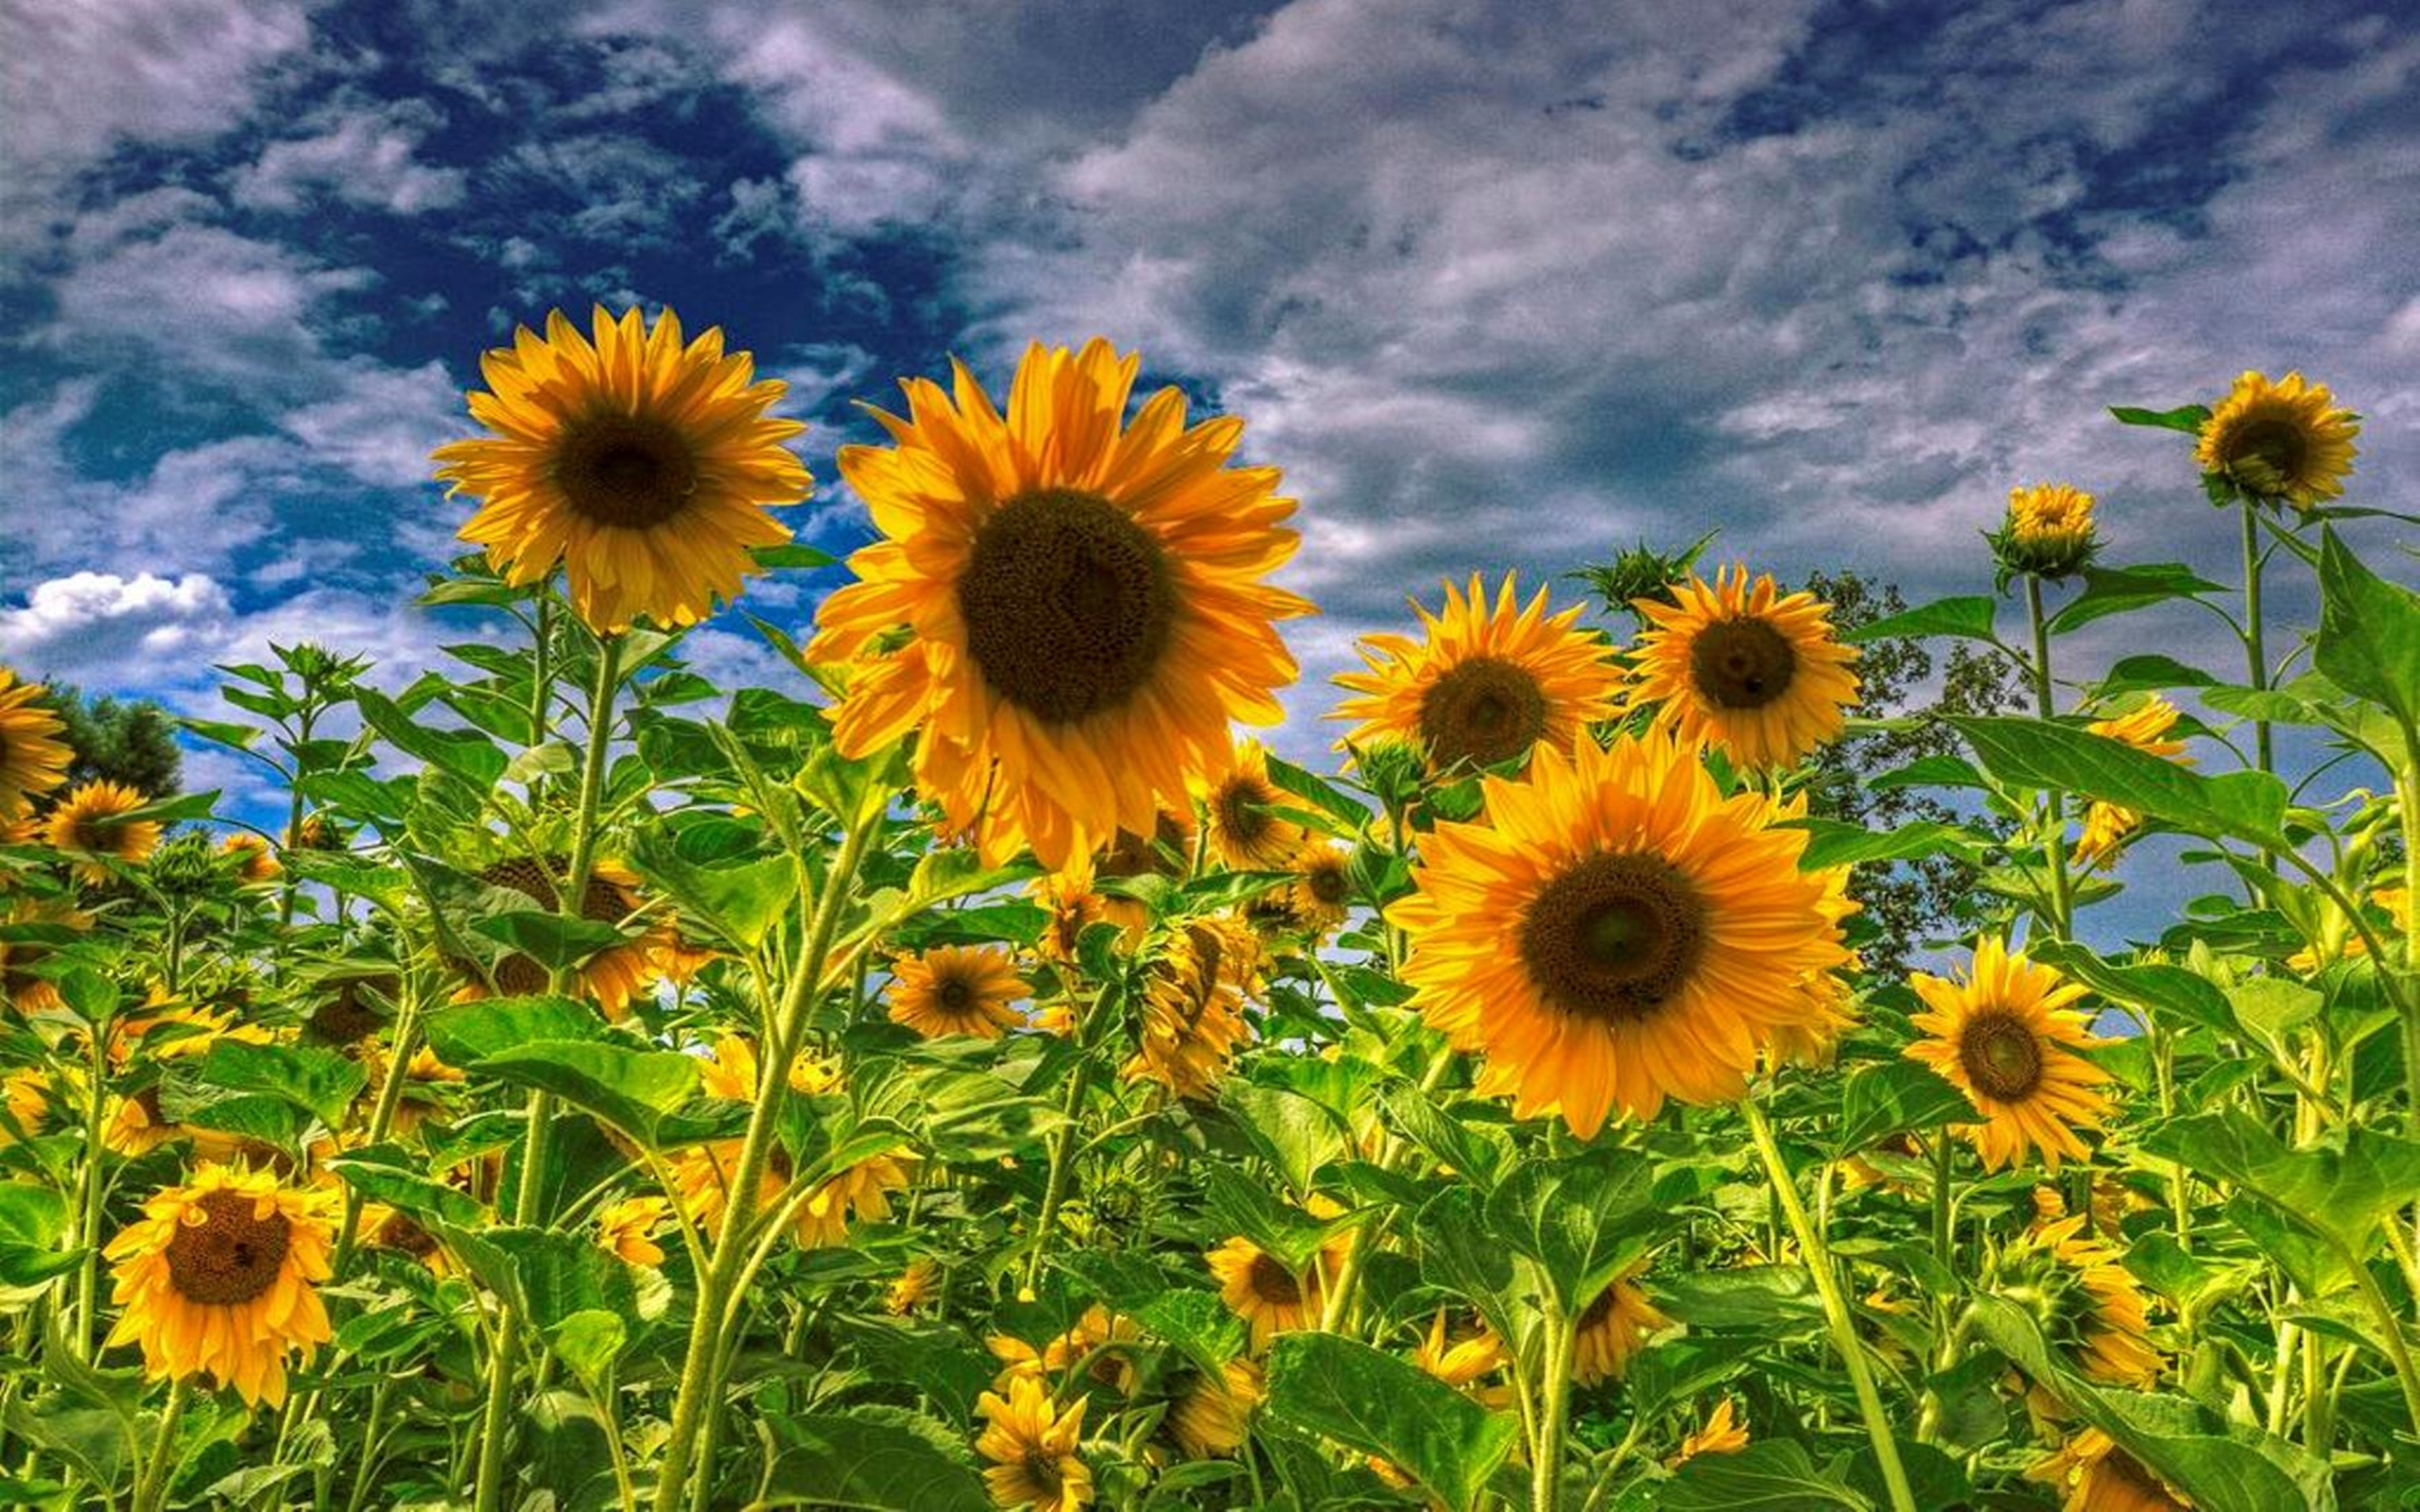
[
  {"left": 288, "top": 811, "right": 345, "bottom": 852},
  {"left": 673, "top": 1139, "right": 910, "bottom": 1251},
  {"left": 890, "top": 945, "right": 1029, "bottom": 1040},
  {"left": 1285, "top": 839, "right": 1354, "bottom": 934},
  {"left": 886, "top": 1257, "right": 939, "bottom": 1314},
  {"left": 1623, "top": 566, "right": 1859, "bottom": 770},
  {"left": 692, "top": 1033, "right": 838, "bottom": 1102},
  {"left": 1668, "top": 1399, "right": 1749, "bottom": 1467},
  {"left": 44, "top": 781, "right": 161, "bottom": 883},
  {"left": 2029, "top": 1428, "right": 2189, "bottom": 1512},
  {"left": 809, "top": 338, "right": 1311, "bottom": 869},
  {"left": 1333, "top": 573, "right": 1619, "bottom": 773},
  {"left": 1415, "top": 1310, "right": 1511, "bottom": 1404},
  {"left": 458, "top": 856, "right": 666, "bottom": 1018},
  {"left": 1028, "top": 857, "right": 1128, "bottom": 974},
  {"left": 105, "top": 1085, "right": 179, "bottom": 1157},
  {"left": 2010, "top": 1215, "right": 2164, "bottom": 1389},
  {"left": 103, "top": 1162, "right": 337, "bottom": 1406},
  {"left": 1571, "top": 1268, "right": 1668, "bottom": 1385},
  {"left": 2195, "top": 369, "right": 2359, "bottom": 509},
  {"left": 432, "top": 306, "right": 811, "bottom": 632},
  {"left": 1206, "top": 1234, "right": 1327, "bottom": 1350},
  {"left": 1392, "top": 733, "right": 1855, "bottom": 1138},
  {"left": 0, "top": 670, "right": 72, "bottom": 821},
  {"left": 596, "top": 1195, "right": 671, "bottom": 1266},
  {"left": 1905, "top": 938, "right": 2114, "bottom": 1173},
  {"left": 988, "top": 1307, "right": 1128, "bottom": 1391},
  {"left": 975, "top": 1375, "right": 1092, "bottom": 1512},
  {"left": 1168, "top": 1358, "right": 1263, "bottom": 1460},
  {"left": 1199, "top": 738, "right": 1306, "bottom": 870},
  {"left": 2, "top": 1065, "right": 65, "bottom": 1142},
  {"left": 1125, "top": 919, "right": 1259, "bottom": 1100},
  {"left": 1, "top": 900, "right": 82, "bottom": 1014},
  {"left": 219, "top": 833, "right": 280, "bottom": 885},
  {"left": 2289, "top": 885, "right": 2410, "bottom": 971},
  {"left": 1995, "top": 483, "right": 2100, "bottom": 580},
  {"left": 2073, "top": 697, "right": 2190, "bottom": 869}
]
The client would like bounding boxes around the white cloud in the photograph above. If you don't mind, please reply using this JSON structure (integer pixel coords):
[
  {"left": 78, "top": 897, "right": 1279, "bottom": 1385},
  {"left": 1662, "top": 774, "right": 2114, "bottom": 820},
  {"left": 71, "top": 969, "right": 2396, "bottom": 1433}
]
[
  {"left": 0, "top": 571, "right": 233, "bottom": 673},
  {"left": 278, "top": 360, "right": 462, "bottom": 488},
  {"left": 230, "top": 101, "right": 468, "bottom": 215}
]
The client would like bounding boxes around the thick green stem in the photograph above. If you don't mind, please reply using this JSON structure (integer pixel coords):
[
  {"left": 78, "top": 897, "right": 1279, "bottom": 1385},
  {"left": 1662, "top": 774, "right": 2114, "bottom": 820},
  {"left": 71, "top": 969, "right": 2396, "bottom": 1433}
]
[
  {"left": 1531, "top": 1302, "right": 1576, "bottom": 1512},
  {"left": 130, "top": 1379, "right": 190, "bottom": 1512},
  {"left": 2240, "top": 499, "right": 2273, "bottom": 776},
  {"left": 1743, "top": 1098, "right": 1917, "bottom": 1512},
  {"left": 74, "top": 1020, "right": 111, "bottom": 1359},
  {"left": 2023, "top": 575, "right": 2072, "bottom": 938},
  {"left": 1024, "top": 1047, "right": 1094, "bottom": 1296},
  {"left": 2344, "top": 1246, "right": 2420, "bottom": 1438}
]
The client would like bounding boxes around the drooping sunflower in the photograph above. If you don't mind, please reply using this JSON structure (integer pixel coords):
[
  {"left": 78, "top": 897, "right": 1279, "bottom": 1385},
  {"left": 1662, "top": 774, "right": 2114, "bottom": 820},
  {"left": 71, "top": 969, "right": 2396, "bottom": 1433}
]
[
  {"left": 44, "top": 781, "right": 161, "bottom": 883},
  {"left": 1668, "top": 1399, "right": 1750, "bottom": 1468},
  {"left": 458, "top": 856, "right": 666, "bottom": 1018},
  {"left": 1904, "top": 937, "right": 2114, "bottom": 1172},
  {"left": 2195, "top": 369, "right": 2360, "bottom": 509},
  {"left": 1995, "top": 483, "right": 2100, "bottom": 581},
  {"left": 1416, "top": 1310, "right": 1512, "bottom": 1406},
  {"left": 219, "top": 832, "right": 280, "bottom": 885},
  {"left": 1125, "top": 919, "right": 1259, "bottom": 1100},
  {"left": 595, "top": 1195, "right": 671, "bottom": 1266},
  {"left": 2029, "top": 1428, "right": 2188, "bottom": 1512},
  {"left": 987, "top": 1305, "right": 1135, "bottom": 1391},
  {"left": 887, "top": 1257, "right": 939, "bottom": 1314},
  {"left": 103, "top": 1162, "right": 337, "bottom": 1406},
  {"left": 672, "top": 1139, "right": 910, "bottom": 1251},
  {"left": 1392, "top": 733, "right": 1855, "bottom": 1138},
  {"left": 1333, "top": 573, "right": 1620, "bottom": 773},
  {"left": 1168, "top": 1357, "right": 1263, "bottom": 1460},
  {"left": 1286, "top": 840, "right": 1354, "bottom": 934},
  {"left": 889, "top": 945, "right": 1029, "bottom": 1040},
  {"left": 431, "top": 305, "right": 811, "bottom": 632},
  {"left": 2, "top": 1065, "right": 65, "bottom": 1142},
  {"left": 692, "top": 1033, "right": 839, "bottom": 1102},
  {"left": 1571, "top": 1267, "right": 1668, "bottom": 1385},
  {"left": 2073, "top": 696, "right": 2189, "bottom": 869},
  {"left": 975, "top": 1375, "right": 1093, "bottom": 1512},
  {"left": 1199, "top": 738, "right": 1306, "bottom": 870},
  {"left": 2010, "top": 1214, "right": 2164, "bottom": 1389},
  {"left": 0, "top": 669, "right": 72, "bottom": 821},
  {"left": 1623, "top": 566, "right": 1859, "bottom": 770},
  {"left": 809, "top": 338, "right": 1312, "bottom": 869},
  {"left": 302, "top": 973, "right": 399, "bottom": 1050}
]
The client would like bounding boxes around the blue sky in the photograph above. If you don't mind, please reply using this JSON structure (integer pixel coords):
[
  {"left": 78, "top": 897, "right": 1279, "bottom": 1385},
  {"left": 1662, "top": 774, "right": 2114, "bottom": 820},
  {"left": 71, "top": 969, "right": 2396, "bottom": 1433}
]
[{"left": 2, "top": 0, "right": 2413, "bottom": 939}]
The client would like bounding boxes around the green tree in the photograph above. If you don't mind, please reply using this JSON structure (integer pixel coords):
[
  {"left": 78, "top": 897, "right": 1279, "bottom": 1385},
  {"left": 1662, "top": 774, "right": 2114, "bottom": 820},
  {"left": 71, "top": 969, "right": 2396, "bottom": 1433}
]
[{"left": 43, "top": 683, "right": 182, "bottom": 799}]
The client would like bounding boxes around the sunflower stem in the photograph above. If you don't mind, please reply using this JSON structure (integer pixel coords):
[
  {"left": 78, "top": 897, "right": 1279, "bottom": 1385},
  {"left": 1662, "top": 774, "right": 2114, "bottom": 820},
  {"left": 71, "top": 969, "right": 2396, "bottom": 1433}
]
[
  {"left": 73, "top": 1006, "right": 112, "bottom": 1362},
  {"left": 2238, "top": 498, "right": 2273, "bottom": 777},
  {"left": 1530, "top": 1298, "right": 1575, "bottom": 1512},
  {"left": 2021, "top": 575, "right": 2072, "bottom": 938},
  {"left": 130, "top": 1377, "right": 189, "bottom": 1512},
  {"left": 1743, "top": 1096, "right": 1917, "bottom": 1512}
]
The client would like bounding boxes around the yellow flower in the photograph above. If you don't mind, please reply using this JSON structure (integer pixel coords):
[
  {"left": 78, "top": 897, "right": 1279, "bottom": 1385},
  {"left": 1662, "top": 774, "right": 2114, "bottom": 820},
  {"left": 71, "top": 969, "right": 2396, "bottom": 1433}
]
[
  {"left": 1391, "top": 733, "right": 1855, "bottom": 1138},
  {"left": 675, "top": 1138, "right": 911, "bottom": 1251},
  {"left": 1198, "top": 737, "right": 1306, "bottom": 870},
  {"left": 2073, "top": 696, "right": 2189, "bottom": 869},
  {"left": 1124, "top": 919, "right": 1258, "bottom": 1100},
  {"left": 2196, "top": 369, "right": 2359, "bottom": 509},
  {"left": 103, "top": 1161, "right": 337, "bottom": 1406},
  {"left": 2014, "top": 1215, "right": 2164, "bottom": 1389},
  {"left": 105, "top": 1085, "right": 179, "bottom": 1157},
  {"left": 0, "top": 900, "right": 85, "bottom": 1015},
  {"left": 44, "top": 780, "right": 161, "bottom": 883},
  {"left": 1206, "top": 1236, "right": 1326, "bottom": 1351},
  {"left": 0, "top": 669, "right": 72, "bottom": 822},
  {"left": 111, "top": 995, "right": 273, "bottom": 1068},
  {"left": 1623, "top": 565, "right": 1859, "bottom": 770},
  {"left": 1996, "top": 483, "right": 2100, "bottom": 579},
  {"left": 219, "top": 832, "right": 281, "bottom": 885},
  {"left": 596, "top": 1195, "right": 671, "bottom": 1266},
  {"left": 1168, "top": 1357, "right": 1262, "bottom": 1460},
  {"left": 1905, "top": 938, "right": 2113, "bottom": 1173},
  {"left": 809, "top": 338, "right": 1311, "bottom": 869},
  {"left": 3, "top": 1065, "right": 66, "bottom": 1142},
  {"left": 1333, "top": 569, "right": 1622, "bottom": 775},
  {"left": 454, "top": 856, "right": 666, "bottom": 1019},
  {"left": 1415, "top": 1310, "right": 1510, "bottom": 1401},
  {"left": 975, "top": 1374, "right": 1092, "bottom": 1512},
  {"left": 1286, "top": 840, "right": 1354, "bottom": 935},
  {"left": 889, "top": 945, "right": 1030, "bottom": 1040},
  {"left": 2029, "top": 1427, "right": 2189, "bottom": 1512},
  {"left": 1668, "top": 1398, "right": 1749, "bottom": 1467},
  {"left": 302, "top": 973, "right": 398, "bottom": 1050},
  {"left": 887, "top": 1258, "right": 939, "bottom": 1314},
  {"left": 2288, "top": 885, "right": 2407, "bottom": 972},
  {"left": 432, "top": 305, "right": 810, "bottom": 632},
  {"left": 1572, "top": 1269, "right": 1667, "bottom": 1385}
]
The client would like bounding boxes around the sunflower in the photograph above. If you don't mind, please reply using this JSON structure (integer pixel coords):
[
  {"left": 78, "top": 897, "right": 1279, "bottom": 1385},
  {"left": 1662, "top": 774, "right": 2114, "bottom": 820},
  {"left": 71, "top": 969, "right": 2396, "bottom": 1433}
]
[
  {"left": 2, "top": 1065, "right": 64, "bottom": 1142},
  {"left": 1905, "top": 938, "right": 2114, "bottom": 1173},
  {"left": 110, "top": 995, "right": 273, "bottom": 1068},
  {"left": 1392, "top": 733, "right": 1854, "bottom": 1138},
  {"left": 890, "top": 945, "right": 1029, "bottom": 1040},
  {"left": 1207, "top": 1236, "right": 1325, "bottom": 1350},
  {"left": 1168, "top": 1358, "right": 1263, "bottom": 1460},
  {"left": 887, "top": 1257, "right": 939, "bottom": 1314},
  {"left": 0, "top": 670, "right": 72, "bottom": 821},
  {"left": 595, "top": 1195, "right": 671, "bottom": 1266},
  {"left": 302, "top": 973, "right": 398, "bottom": 1050},
  {"left": 2073, "top": 696, "right": 2189, "bottom": 869},
  {"left": 2289, "top": 885, "right": 2410, "bottom": 971},
  {"left": 458, "top": 856, "right": 665, "bottom": 1018},
  {"left": 1333, "top": 573, "right": 1619, "bottom": 773},
  {"left": 1668, "top": 1399, "right": 1749, "bottom": 1468},
  {"left": 809, "top": 338, "right": 1311, "bottom": 869},
  {"left": 1, "top": 900, "right": 79, "bottom": 1015},
  {"left": 2195, "top": 369, "right": 2359, "bottom": 509},
  {"left": 103, "top": 1162, "right": 337, "bottom": 1406},
  {"left": 1125, "top": 919, "right": 1259, "bottom": 1100},
  {"left": 672, "top": 1140, "right": 910, "bottom": 1251},
  {"left": 219, "top": 833, "right": 280, "bottom": 885},
  {"left": 2009, "top": 1215, "right": 2164, "bottom": 1389},
  {"left": 359, "top": 1204, "right": 451, "bottom": 1275},
  {"left": 2029, "top": 1428, "right": 2189, "bottom": 1512},
  {"left": 1285, "top": 840, "right": 1354, "bottom": 934},
  {"left": 975, "top": 1375, "right": 1092, "bottom": 1512},
  {"left": 1198, "top": 738, "right": 1306, "bottom": 869},
  {"left": 1995, "top": 483, "right": 2100, "bottom": 580},
  {"left": 1415, "top": 1310, "right": 1512, "bottom": 1406},
  {"left": 105, "top": 1085, "right": 179, "bottom": 1157},
  {"left": 288, "top": 811, "right": 345, "bottom": 852},
  {"left": 693, "top": 1033, "right": 838, "bottom": 1100},
  {"left": 432, "top": 305, "right": 811, "bottom": 632},
  {"left": 1623, "top": 566, "right": 1859, "bottom": 770},
  {"left": 1572, "top": 1268, "right": 1668, "bottom": 1386},
  {"left": 44, "top": 781, "right": 161, "bottom": 883}
]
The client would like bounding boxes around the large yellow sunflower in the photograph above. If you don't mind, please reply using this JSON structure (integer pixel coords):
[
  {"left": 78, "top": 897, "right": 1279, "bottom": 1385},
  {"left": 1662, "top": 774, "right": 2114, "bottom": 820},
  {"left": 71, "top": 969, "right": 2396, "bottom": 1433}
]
[
  {"left": 1392, "top": 733, "right": 1855, "bottom": 1138},
  {"left": 456, "top": 856, "right": 666, "bottom": 1018},
  {"left": 1125, "top": 919, "right": 1259, "bottom": 1100},
  {"left": 889, "top": 944, "right": 1029, "bottom": 1039},
  {"left": 1333, "top": 573, "right": 1619, "bottom": 773},
  {"left": 432, "top": 305, "right": 810, "bottom": 632},
  {"left": 0, "top": 670, "right": 72, "bottom": 822},
  {"left": 1623, "top": 566, "right": 1859, "bottom": 770},
  {"left": 976, "top": 1375, "right": 1093, "bottom": 1512},
  {"left": 2073, "top": 696, "right": 2189, "bottom": 869},
  {"left": 2195, "top": 369, "right": 2359, "bottom": 509},
  {"left": 1198, "top": 738, "right": 1306, "bottom": 870},
  {"left": 103, "top": 1162, "right": 337, "bottom": 1406},
  {"left": 1571, "top": 1267, "right": 1668, "bottom": 1385},
  {"left": 44, "top": 780, "right": 161, "bottom": 883},
  {"left": 1904, "top": 938, "right": 2113, "bottom": 1172},
  {"left": 809, "top": 338, "right": 1312, "bottom": 869},
  {"left": 2029, "top": 1428, "right": 2188, "bottom": 1512}
]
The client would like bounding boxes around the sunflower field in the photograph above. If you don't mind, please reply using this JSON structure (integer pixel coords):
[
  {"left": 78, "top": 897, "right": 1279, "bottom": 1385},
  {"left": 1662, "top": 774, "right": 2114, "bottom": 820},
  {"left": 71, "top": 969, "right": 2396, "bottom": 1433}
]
[{"left": 1, "top": 314, "right": 2414, "bottom": 1512}]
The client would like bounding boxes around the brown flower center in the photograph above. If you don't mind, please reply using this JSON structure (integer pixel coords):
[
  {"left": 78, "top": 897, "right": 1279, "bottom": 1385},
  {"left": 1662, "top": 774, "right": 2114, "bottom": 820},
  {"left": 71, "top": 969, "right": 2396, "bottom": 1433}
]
[
  {"left": 308, "top": 973, "right": 397, "bottom": 1047},
  {"left": 1518, "top": 853, "right": 1706, "bottom": 1022},
  {"left": 1688, "top": 616, "right": 1797, "bottom": 710},
  {"left": 164, "top": 1188, "right": 293, "bottom": 1306},
  {"left": 1214, "top": 777, "right": 1279, "bottom": 848},
  {"left": 1248, "top": 1252, "right": 1303, "bottom": 1306},
  {"left": 556, "top": 414, "right": 699, "bottom": 529},
  {"left": 1958, "top": 1010, "right": 2044, "bottom": 1100},
  {"left": 935, "top": 974, "right": 977, "bottom": 1015},
  {"left": 1577, "top": 1283, "right": 1623, "bottom": 1331},
  {"left": 1418, "top": 656, "right": 1548, "bottom": 768},
  {"left": 2221, "top": 415, "right": 2309, "bottom": 490},
  {"left": 959, "top": 488, "right": 1175, "bottom": 725},
  {"left": 72, "top": 813, "right": 117, "bottom": 850},
  {"left": 1304, "top": 861, "right": 1348, "bottom": 904},
  {"left": 374, "top": 1209, "right": 439, "bottom": 1259}
]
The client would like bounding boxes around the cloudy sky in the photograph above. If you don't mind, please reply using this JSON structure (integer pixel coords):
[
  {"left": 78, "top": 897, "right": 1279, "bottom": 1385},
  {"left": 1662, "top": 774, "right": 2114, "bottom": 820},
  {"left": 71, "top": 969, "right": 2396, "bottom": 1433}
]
[{"left": 2, "top": 0, "right": 2412, "bottom": 919}]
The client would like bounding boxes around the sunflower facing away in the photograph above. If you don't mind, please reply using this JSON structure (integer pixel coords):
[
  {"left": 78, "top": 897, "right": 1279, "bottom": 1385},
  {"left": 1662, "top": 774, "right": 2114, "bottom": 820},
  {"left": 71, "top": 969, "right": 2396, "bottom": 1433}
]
[
  {"left": 1199, "top": 737, "right": 1306, "bottom": 870},
  {"left": 2029, "top": 1428, "right": 2188, "bottom": 1512},
  {"left": 1392, "top": 732, "right": 1856, "bottom": 1138},
  {"left": 1905, "top": 937, "right": 2114, "bottom": 1172},
  {"left": 2073, "top": 696, "right": 2189, "bottom": 869},
  {"left": 1572, "top": 1267, "right": 1668, "bottom": 1385},
  {"left": 595, "top": 1195, "right": 672, "bottom": 1266},
  {"left": 889, "top": 944, "right": 1029, "bottom": 1040},
  {"left": 1623, "top": 566, "right": 1859, "bottom": 770},
  {"left": 809, "top": 338, "right": 1312, "bottom": 869},
  {"left": 976, "top": 1374, "right": 1093, "bottom": 1512},
  {"left": 2195, "top": 369, "right": 2359, "bottom": 509},
  {"left": 45, "top": 781, "right": 162, "bottom": 883},
  {"left": 0, "top": 669, "right": 72, "bottom": 821},
  {"left": 1333, "top": 573, "right": 1619, "bottom": 773},
  {"left": 1125, "top": 919, "right": 1260, "bottom": 1100},
  {"left": 1168, "top": 1358, "right": 1263, "bottom": 1460},
  {"left": 104, "top": 1162, "right": 337, "bottom": 1406},
  {"left": 432, "top": 305, "right": 811, "bottom": 632},
  {"left": 458, "top": 855, "right": 666, "bottom": 1018},
  {"left": 2006, "top": 1214, "right": 2164, "bottom": 1390}
]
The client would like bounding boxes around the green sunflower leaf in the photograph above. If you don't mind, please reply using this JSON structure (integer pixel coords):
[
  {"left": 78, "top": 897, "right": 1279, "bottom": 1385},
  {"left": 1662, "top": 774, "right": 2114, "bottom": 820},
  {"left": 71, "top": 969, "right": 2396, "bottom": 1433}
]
[{"left": 1265, "top": 1332, "right": 1519, "bottom": 1512}]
